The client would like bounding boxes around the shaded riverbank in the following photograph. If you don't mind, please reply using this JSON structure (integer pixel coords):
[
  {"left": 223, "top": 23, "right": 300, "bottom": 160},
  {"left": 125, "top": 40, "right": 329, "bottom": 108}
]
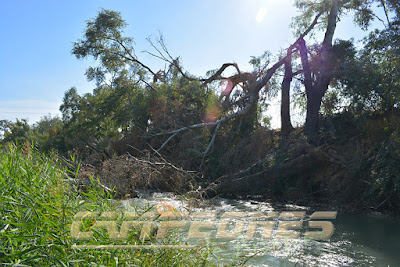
[{"left": 60, "top": 110, "right": 400, "bottom": 222}]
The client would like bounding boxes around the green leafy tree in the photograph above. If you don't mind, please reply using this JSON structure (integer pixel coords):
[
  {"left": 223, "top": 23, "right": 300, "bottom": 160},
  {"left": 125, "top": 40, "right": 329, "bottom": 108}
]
[
  {"left": 331, "top": 9, "right": 400, "bottom": 111},
  {"left": 0, "top": 116, "right": 65, "bottom": 152},
  {"left": 62, "top": 9, "right": 216, "bottom": 160},
  {"left": 292, "top": 0, "right": 397, "bottom": 138},
  {"left": 29, "top": 115, "right": 64, "bottom": 152},
  {"left": 60, "top": 87, "right": 81, "bottom": 122},
  {"left": 60, "top": 9, "right": 155, "bottom": 155},
  {"left": 149, "top": 64, "right": 211, "bottom": 131},
  {"left": 0, "top": 119, "right": 31, "bottom": 145}
]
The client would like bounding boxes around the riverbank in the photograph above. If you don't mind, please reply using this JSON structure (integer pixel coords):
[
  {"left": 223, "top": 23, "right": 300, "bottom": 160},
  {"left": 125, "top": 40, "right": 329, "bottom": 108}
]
[{"left": 48, "top": 110, "right": 400, "bottom": 219}]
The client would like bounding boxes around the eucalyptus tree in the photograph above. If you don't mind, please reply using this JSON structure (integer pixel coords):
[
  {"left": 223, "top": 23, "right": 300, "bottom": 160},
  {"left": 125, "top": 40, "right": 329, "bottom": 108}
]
[
  {"left": 64, "top": 9, "right": 216, "bottom": 157},
  {"left": 291, "top": 0, "right": 398, "bottom": 137}
]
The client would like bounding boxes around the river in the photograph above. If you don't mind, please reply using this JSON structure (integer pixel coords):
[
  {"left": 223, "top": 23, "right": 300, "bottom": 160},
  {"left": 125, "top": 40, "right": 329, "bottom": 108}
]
[{"left": 118, "top": 192, "right": 400, "bottom": 266}]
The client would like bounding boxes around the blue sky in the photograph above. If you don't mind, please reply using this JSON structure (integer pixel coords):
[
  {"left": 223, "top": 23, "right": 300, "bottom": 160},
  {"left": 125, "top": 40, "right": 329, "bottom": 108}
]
[{"left": 0, "top": 0, "right": 386, "bottom": 127}]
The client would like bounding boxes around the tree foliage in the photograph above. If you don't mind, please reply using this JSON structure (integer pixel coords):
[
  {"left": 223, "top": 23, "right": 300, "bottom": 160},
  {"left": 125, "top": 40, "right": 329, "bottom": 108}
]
[
  {"left": 0, "top": 116, "right": 64, "bottom": 152},
  {"left": 333, "top": 18, "right": 400, "bottom": 111}
]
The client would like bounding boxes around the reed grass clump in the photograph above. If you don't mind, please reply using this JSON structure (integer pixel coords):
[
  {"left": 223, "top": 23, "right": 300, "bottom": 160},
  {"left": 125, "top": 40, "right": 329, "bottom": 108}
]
[{"left": 0, "top": 143, "right": 221, "bottom": 266}]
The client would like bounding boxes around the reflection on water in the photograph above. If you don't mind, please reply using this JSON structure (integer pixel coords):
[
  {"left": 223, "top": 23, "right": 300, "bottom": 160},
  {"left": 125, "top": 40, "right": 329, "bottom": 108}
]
[{"left": 119, "top": 192, "right": 400, "bottom": 266}]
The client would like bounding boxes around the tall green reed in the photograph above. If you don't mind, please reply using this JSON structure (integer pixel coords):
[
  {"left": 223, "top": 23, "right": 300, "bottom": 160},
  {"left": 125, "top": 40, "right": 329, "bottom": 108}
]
[{"left": 0, "top": 143, "right": 225, "bottom": 266}]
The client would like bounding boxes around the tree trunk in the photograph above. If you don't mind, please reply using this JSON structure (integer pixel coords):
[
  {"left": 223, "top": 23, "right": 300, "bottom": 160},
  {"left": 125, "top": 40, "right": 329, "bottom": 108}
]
[
  {"left": 281, "top": 48, "right": 294, "bottom": 136},
  {"left": 305, "top": 89, "right": 323, "bottom": 137},
  {"left": 299, "top": 0, "right": 340, "bottom": 140}
]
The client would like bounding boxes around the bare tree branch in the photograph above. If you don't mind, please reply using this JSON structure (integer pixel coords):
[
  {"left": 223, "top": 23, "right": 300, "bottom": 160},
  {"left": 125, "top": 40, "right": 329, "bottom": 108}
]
[
  {"left": 200, "top": 121, "right": 221, "bottom": 167},
  {"left": 298, "top": 38, "right": 314, "bottom": 93},
  {"left": 351, "top": 6, "right": 387, "bottom": 27},
  {"left": 157, "top": 132, "right": 178, "bottom": 152},
  {"left": 145, "top": 36, "right": 201, "bottom": 82},
  {"left": 380, "top": 0, "right": 391, "bottom": 25},
  {"left": 295, "top": 12, "right": 323, "bottom": 43},
  {"left": 145, "top": 35, "right": 243, "bottom": 85},
  {"left": 126, "top": 152, "right": 197, "bottom": 174},
  {"left": 201, "top": 63, "right": 239, "bottom": 85},
  {"left": 106, "top": 37, "right": 157, "bottom": 76}
]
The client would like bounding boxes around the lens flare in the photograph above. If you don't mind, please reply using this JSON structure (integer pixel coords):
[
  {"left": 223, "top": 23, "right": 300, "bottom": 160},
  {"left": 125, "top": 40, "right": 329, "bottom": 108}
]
[
  {"left": 204, "top": 105, "right": 221, "bottom": 124},
  {"left": 156, "top": 201, "right": 174, "bottom": 216}
]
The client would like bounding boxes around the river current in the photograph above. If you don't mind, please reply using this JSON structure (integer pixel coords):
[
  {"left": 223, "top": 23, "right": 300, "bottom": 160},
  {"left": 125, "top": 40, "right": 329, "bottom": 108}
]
[{"left": 118, "top": 192, "right": 400, "bottom": 266}]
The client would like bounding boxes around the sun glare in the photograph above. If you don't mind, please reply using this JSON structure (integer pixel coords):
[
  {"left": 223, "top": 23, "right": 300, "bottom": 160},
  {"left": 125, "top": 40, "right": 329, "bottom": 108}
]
[{"left": 256, "top": 7, "right": 267, "bottom": 23}]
